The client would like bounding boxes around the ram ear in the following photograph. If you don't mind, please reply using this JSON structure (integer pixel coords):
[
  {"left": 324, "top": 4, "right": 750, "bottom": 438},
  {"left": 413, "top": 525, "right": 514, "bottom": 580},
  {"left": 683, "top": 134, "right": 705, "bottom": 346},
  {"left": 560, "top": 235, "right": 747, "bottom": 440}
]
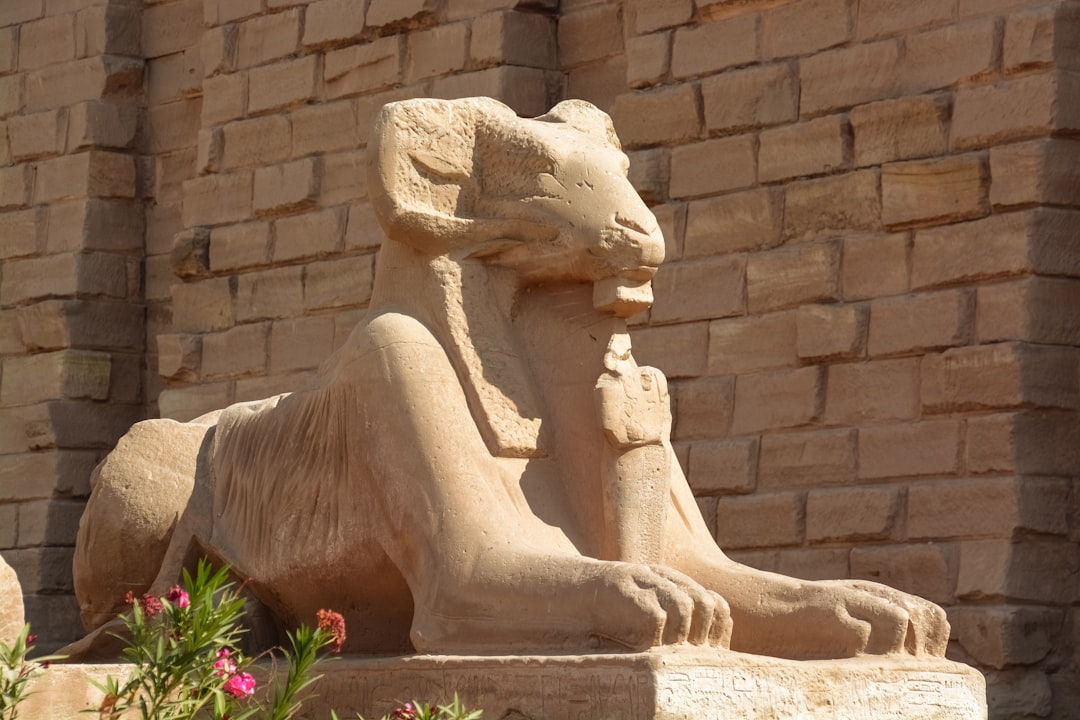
[
  {"left": 536, "top": 99, "right": 621, "bottom": 151},
  {"left": 368, "top": 97, "right": 519, "bottom": 256}
]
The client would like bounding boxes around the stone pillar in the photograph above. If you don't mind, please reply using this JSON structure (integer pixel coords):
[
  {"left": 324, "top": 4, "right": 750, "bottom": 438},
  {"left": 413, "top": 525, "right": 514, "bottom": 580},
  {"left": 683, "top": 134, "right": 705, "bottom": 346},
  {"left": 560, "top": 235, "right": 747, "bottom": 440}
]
[{"left": 0, "top": 0, "right": 145, "bottom": 650}]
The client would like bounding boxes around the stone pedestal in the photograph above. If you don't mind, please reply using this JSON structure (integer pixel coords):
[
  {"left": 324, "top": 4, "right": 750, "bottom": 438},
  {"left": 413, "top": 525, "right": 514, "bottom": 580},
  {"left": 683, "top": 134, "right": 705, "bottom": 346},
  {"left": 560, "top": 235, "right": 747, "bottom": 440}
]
[{"left": 27, "top": 649, "right": 986, "bottom": 720}]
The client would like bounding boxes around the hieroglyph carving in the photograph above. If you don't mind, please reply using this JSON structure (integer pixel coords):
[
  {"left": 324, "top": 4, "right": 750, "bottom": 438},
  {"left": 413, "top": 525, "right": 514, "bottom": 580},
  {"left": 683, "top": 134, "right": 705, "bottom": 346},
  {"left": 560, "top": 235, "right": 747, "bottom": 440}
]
[{"left": 68, "top": 98, "right": 949, "bottom": 661}]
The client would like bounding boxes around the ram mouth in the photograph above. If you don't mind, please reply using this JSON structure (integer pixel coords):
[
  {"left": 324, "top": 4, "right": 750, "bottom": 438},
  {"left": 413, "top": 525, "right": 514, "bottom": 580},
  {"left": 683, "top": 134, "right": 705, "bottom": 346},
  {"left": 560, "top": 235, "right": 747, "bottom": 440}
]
[{"left": 593, "top": 275, "right": 654, "bottom": 317}]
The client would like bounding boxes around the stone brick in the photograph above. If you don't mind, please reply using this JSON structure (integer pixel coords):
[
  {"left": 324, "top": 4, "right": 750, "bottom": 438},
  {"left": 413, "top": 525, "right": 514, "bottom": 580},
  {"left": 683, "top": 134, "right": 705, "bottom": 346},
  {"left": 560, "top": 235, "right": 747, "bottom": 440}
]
[
  {"left": 274, "top": 207, "right": 344, "bottom": 262},
  {"left": 158, "top": 382, "right": 233, "bottom": 422},
  {"left": 249, "top": 56, "right": 317, "bottom": 114},
  {"left": 323, "top": 36, "right": 401, "bottom": 99},
  {"left": 320, "top": 149, "right": 368, "bottom": 206},
  {"left": 67, "top": 100, "right": 139, "bottom": 152},
  {"left": 75, "top": 5, "right": 140, "bottom": 58},
  {"left": 868, "top": 289, "right": 973, "bottom": 358},
  {"left": 901, "top": 19, "right": 997, "bottom": 95},
  {"left": 776, "top": 548, "right": 850, "bottom": 582},
  {"left": 782, "top": 170, "right": 881, "bottom": 243},
  {"left": 201, "top": 322, "right": 268, "bottom": 379},
  {"left": 304, "top": 255, "right": 374, "bottom": 311},
  {"left": 670, "top": 136, "right": 755, "bottom": 199},
  {"left": 881, "top": 154, "right": 989, "bottom": 228},
  {"left": 202, "top": 72, "right": 247, "bottom": 126},
  {"left": 0, "top": 208, "right": 44, "bottom": 260},
  {"left": 4, "top": 546, "right": 75, "bottom": 593},
  {"left": 445, "top": 0, "right": 517, "bottom": 20},
  {"left": 759, "top": 115, "right": 850, "bottom": 183},
  {"left": 302, "top": 0, "right": 366, "bottom": 47},
  {"left": 950, "top": 605, "right": 1061, "bottom": 670},
  {"left": 34, "top": 151, "right": 135, "bottom": 204},
  {"left": 733, "top": 366, "right": 823, "bottom": 435},
  {"left": 209, "top": 221, "right": 271, "bottom": 272},
  {"left": 470, "top": 10, "right": 556, "bottom": 69},
  {"left": 366, "top": 0, "right": 435, "bottom": 26},
  {"left": 762, "top": 0, "right": 851, "bottom": 60},
  {"left": 687, "top": 438, "right": 757, "bottom": 496},
  {"left": 990, "top": 138, "right": 1080, "bottom": 208},
  {"left": 670, "top": 376, "right": 733, "bottom": 439},
  {"left": 850, "top": 543, "right": 953, "bottom": 604},
  {"left": 707, "top": 311, "right": 796, "bottom": 375},
  {"left": 977, "top": 276, "right": 1080, "bottom": 346},
  {"left": 141, "top": 0, "right": 201, "bottom": 58},
  {"left": 850, "top": 94, "right": 950, "bottom": 167},
  {"left": 269, "top": 316, "right": 335, "bottom": 373},
  {"left": 0, "top": 349, "right": 110, "bottom": 406},
  {"left": 290, "top": 100, "right": 358, "bottom": 157},
  {"left": 951, "top": 71, "right": 1078, "bottom": 150},
  {"left": 672, "top": 12, "right": 757, "bottom": 78},
  {"left": 650, "top": 255, "right": 745, "bottom": 324},
  {"left": 825, "top": 357, "right": 918, "bottom": 424},
  {"left": 652, "top": 202, "right": 685, "bottom": 262},
  {"left": 625, "top": 147, "right": 667, "bottom": 205},
  {"left": 807, "top": 485, "right": 900, "bottom": 543},
  {"left": 433, "top": 66, "right": 551, "bottom": 118},
  {"left": 957, "top": 539, "right": 1079, "bottom": 604},
  {"left": 345, "top": 202, "right": 381, "bottom": 251},
  {"left": 910, "top": 476, "right": 1069, "bottom": 541},
  {"left": 630, "top": 322, "right": 707, "bottom": 379},
  {"left": 610, "top": 84, "right": 699, "bottom": 148},
  {"left": 201, "top": 24, "right": 238, "bottom": 78},
  {"left": 559, "top": 3, "right": 622, "bottom": 68},
  {"left": 921, "top": 342, "right": 1080, "bottom": 414},
  {"left": 799, "top": 39, "right": 901, "bottom": 116},
  {"left": 631, "top": 0, "right": 691, "bottom": 34},
  {"left": 236, "top": 9, "right": 301, "bottom": 69},
  {"left": 796, "top": 303, "right": 866, "bottom": 362},
  {"left": 236, "top": 266, "right": 303, "bottom": 322},
  {"left": 911, "top": 209, "right": 1080, "bottom": 290},
  {"left": 625, "top": 31, "right": 669, "bottom": 89},
  {"left": 0, "top": 251, "right": 127, "bottom": 305},
  {"left": 1004, "top": 3, "right": 1080, "bottom": 73},
  {"left": 0, "top": 165, "right": 33, "bottom": 209},
  {"left": 0, "top": 450, "right": 99, "bottom": 502},
  {"left": 966, "top": 411, "right": 1080, "bottom": 477},
  {"left": 0, "top": 1, "right": 43, "bottom": 28},
  {"left": 18, "top": 13, "right": 75, "bottom": 70},
  {"left": 856, "top": 0, "right": 952, "bottom": 40},
  {"left": 7, "top": 109, "right": 65, "bottom": 160},
  {"left": 146, "top": 200, "right": 183, "bottom": 255},
  {"left": 758, "top": 428, "right": 856, "bottom": 489},
  {"left": 221, "top": 115, "right": 290, "bottom": 169},
  {"left": 406, "top": 22, "right": 467, "bottom": 82},
  {"left": 684, "top": 188, "right": 781, "bottom": 256},
  {"left": 147, "top": 97, "right": 201, "bottom": 155},
  {"left": 858, "top": 420, "right": 961, "bottom": 480},
  {"left": 253, "top": 158, "right": 318, "bottom": 216},
  {"left": 25, "top": 55, "right": 142, "bottom": 113},
  {"left": 17, "top": 298, "right": 142, "bottom": 351},
  {"left": 170, "top": 276, "right": 234, "bottom": 332},
  {"left": 746, "top": 241, "right": 841, "bottom": 313},
  {"left": 0, "top": 28, "right": 13, "bottom": 74},
  {"left": 157, "top": 333, "right": 200, "bottom": 381},
  {"left": 181, "top": 172, "right": 253, "bottom": 228},
  {"left": 701, "top": 62, "right": 798, "bottom": 133},
  {"left": 204, "top": 0, "right": 261, "bottom": 24},
  {"left": 716, "top": 492, "right": 804, "bottom": 549}
]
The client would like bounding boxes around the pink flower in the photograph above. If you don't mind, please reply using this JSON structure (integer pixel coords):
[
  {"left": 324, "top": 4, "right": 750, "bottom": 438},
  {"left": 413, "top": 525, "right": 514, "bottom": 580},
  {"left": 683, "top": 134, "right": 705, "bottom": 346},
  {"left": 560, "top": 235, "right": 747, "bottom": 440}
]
[
  {"left": 25, "top": 634, "right": 37, "bottom": 646},
  {"left": 139, "top": 593, "right": 163, "bottom": 617},
  {"left": 391, "top": 703, "right": 417, "bottom": 720},
  {"left": 214, "top": 648, "right": 237, "bottom": 677},
  {"left": 316, "top": 609, "right": 347, "bottom": 653},
  {"left": 165, "top": 585, "right": 190, "bottom": 609},
  {"left": 223, "top": 672, "right": 256, "bottom": 698}
]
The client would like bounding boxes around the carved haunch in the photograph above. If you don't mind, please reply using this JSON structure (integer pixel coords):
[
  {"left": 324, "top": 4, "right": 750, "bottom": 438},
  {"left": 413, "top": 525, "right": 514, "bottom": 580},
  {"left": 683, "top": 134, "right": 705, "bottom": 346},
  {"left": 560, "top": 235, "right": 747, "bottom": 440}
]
[{"left": 67, "top": 98, "right": 949, "bottom": 661}]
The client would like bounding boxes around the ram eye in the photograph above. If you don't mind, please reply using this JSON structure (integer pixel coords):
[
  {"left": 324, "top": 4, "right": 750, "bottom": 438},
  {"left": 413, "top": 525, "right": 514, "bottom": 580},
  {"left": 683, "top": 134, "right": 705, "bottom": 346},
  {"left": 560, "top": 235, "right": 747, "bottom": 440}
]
[{"left": 537, "top": 172, "right": 566, "bottom": 198}]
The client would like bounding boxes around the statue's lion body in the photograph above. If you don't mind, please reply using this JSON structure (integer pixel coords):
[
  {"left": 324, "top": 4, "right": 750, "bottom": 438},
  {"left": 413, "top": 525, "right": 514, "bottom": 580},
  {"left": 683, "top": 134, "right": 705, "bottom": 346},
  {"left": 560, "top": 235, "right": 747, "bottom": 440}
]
[{"left": 69, "top": 98, "right": 949, "bottom": 660}]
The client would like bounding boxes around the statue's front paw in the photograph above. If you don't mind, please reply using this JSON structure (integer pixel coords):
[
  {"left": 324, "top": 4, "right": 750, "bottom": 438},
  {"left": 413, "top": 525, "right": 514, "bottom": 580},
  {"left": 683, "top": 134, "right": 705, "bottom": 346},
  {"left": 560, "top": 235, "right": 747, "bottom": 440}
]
[
  {"left": 588, "top": 563, "right": 731, "bottom": 650},
  {"left": 820, "top": 579, "right": 949, "bottom": 656}
]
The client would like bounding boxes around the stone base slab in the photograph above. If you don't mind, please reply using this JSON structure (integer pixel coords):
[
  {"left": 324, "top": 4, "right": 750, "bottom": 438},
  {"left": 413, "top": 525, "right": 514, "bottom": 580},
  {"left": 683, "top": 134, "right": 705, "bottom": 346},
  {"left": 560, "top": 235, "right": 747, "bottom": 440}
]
[{"left": 27, "top": 649, "right": 986, "bottom": 719}]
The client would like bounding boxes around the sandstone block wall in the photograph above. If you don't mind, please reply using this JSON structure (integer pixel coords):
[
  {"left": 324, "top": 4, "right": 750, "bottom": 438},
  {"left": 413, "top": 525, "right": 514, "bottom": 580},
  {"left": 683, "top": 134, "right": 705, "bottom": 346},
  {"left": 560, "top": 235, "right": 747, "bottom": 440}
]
[{"left": 1, "top": 1, "right": 1079, "bottom": 717}]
